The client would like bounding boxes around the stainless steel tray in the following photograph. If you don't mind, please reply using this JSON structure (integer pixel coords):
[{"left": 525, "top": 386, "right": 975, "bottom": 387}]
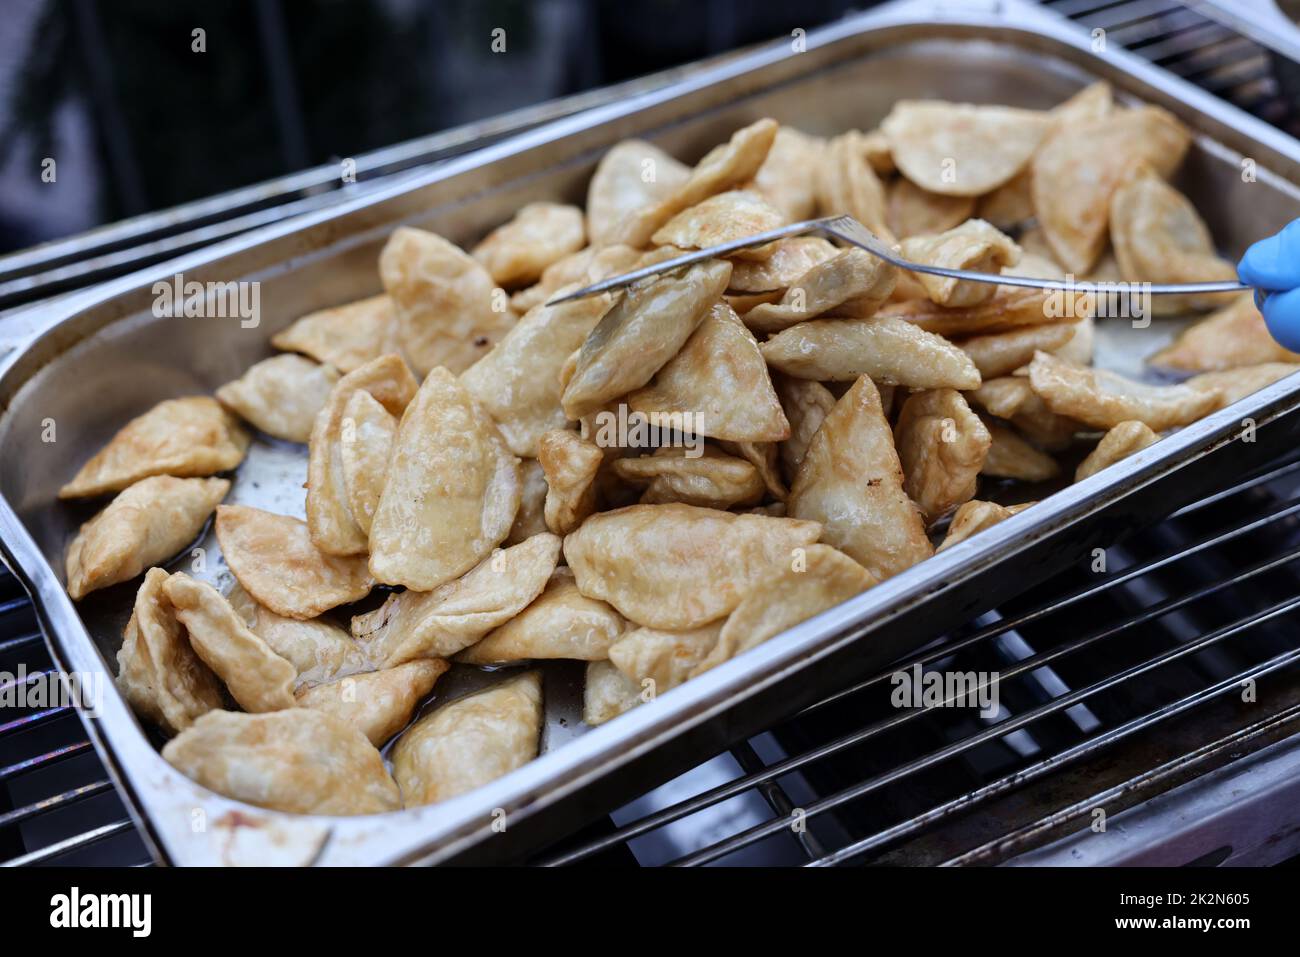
[{"left": 3, "top": 0, "right": 1300, "bottom": 866}]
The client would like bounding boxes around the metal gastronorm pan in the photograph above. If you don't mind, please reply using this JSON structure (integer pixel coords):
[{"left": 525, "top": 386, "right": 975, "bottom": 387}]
[{"left": 2, "top": 0, "right": 1300, "bottom": 866}]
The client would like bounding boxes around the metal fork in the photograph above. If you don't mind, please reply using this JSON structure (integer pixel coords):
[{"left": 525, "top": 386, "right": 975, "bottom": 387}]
[{"left": 546, "top": 214, "right": 1251, "bottom": 305}]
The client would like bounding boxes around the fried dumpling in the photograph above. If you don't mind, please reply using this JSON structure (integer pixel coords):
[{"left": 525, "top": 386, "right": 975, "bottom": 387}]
[
  {"left": 538, "top": 429, "right": 602, "bottom": 535},
  {"left": 270, "top": 293, "right": 394, "bottom": 373},
  {"left": 881, "top": 101, "right": 1050, "bottom": 197},
  {"left": 391, "top": 671, "right": 543, "bottom": 806},
  {"left": 66, "top": 476, "right": 229, "bottom": 600},
  {"left": 759, "top": 316, "right": 980, "bottom": 390},
  {"left": 586, "top": 139, "right": 690, "bottom": 248},
  {"left": 788, "top": 375, "right": 932, "bottom": 581},
  {"left": 378, "top": 226, "right": 515, "bottom": 376},
  {"left": 59, "top": 397, "right": 249, "bottom": 500},
  {"left": 162, "top": 708, "right": 401, "bottom": 816},
  {"left": 563, "top": 503, "right": 821, "bottom": 630},
  {"left": 775, "top": 375, "right": 837, "bottom": 479},
  {"left": 968, "top": 376, "right": 1080, "bottom": 451},
  {"left": 216, "top": 354, "right": 340, "bottom": 444},
  {"left": 650, "top": 190, "right": 784, "bottom": 258},
  {"left": 881, "top": 283, "right": 1090, "bottom": 339},
  {"left": 1109, "top": 163, "right": 1236, "bottom": 315},
  {"left": 115, "top": 568, "right": 223, "bottom": 735},
  {"left": 692, "top": 545, "right": 876, "bottom": 676},
  {"left": 625, "top": 301, "right": 789, "bottom": 442},
  {"left": 978, "top": 416, "right": 1061, "bottom": 482},
  {"left": 937, "top": 500, "right": 1033, "bottom": 551},
  {"left": 457, "top": 568, "right": 625, "bottom": 665},
  {"left": 607, "top": 622, "right": 722, "bottom": 697},
  {"left": 1075, "top": 420, "right": 1160, "bottom": 482},
  {"left": 216, "top": 504, "right": 375, "bottom": 619},
  {"left": 163, "top": 572, "right": 297, "bottom": 713},
  {"left": 974, "top": 169, "right": 1034, "bottom": 232},
  {"left": 583, "top": 660, "right": 644, "bottom": 726},
  {"left": 295, "top": 660, "right": 449, "bottom": 747},
  {"left": 751, "top": 126, "right": 822, "bottom": 221},
  {"left": 509, "top": 244, "right": 640, "bottom": 313},
  {"left": 815, "top": 130, "right": 893, "bottom": 241},
  {"left": 727, "top": 237, "right": 839, "bottom": 293},
  {"left": 369, "top": 367, "right": 521, "bottom": 591},
  {"left": 306, "top": 353, "right": 419, "bottom": 556},
  {"left": 226, "top": 582, "right": 372, "bottom": 691},
  {"left": 337, "top": 389, "right": 396, "bottom": 537},
  {"left": 617, "top": 119, "right": 778, "bottom": 248},
  {"left": 1032, "top": 105, "right": 1190, "bottom": 273},
  {"left": 507, "top": 458, "right": 551, "bottom": 545},
  {"left": 1185, "top": 363, "right": 1300, "bottom": 409},
  {"left": 613, "top": 446, "right": 765, "bottom": 509},
  {"left": 472, "top": 202, "right": 586, "bottom": 288},
  {"left": 899, "top": 219, "right": 1021, "bottom": 307},
  {"left": 722, "top": 439, "right": 787, "bottom": 502},
  {"left": 1028, "top": 350, "right": 1220, "bottom": 431},
  {"left": 956, "top": 323, "right": 1077, "bottom": 379},
  {"left": 888, "top": 176, "right": 976, "bottom": 239},
  {"left": 743, "top": 249, "right": 898, "bottom": 333},
  {"left": 894, "top": 389, "right": 991, "bottom": 524},
  {"left": 353, "top": 533, "right": 561, "bottom": 666},
  {"left": 1148, "top": 294, "right": 1300, "bottom": 372},
  {"left": 561, "top": 258, "right": 732, "bottom": 419},
  {"left": 462, "top": 290, "right": 613, "bottom": 458}
]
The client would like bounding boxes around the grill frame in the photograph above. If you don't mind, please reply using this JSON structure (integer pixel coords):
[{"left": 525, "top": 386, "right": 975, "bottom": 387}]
[{"left": 2, "top": 0, "right": 1300, "bottom": 868}]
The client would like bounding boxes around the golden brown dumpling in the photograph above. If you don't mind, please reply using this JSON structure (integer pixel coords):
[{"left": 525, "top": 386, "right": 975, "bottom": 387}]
[
  {"left": 295, "top": 660, "right": 449, "bottom": 747},
  {"left": 215, "top": 354, "right": 340, "bottom": 444}
]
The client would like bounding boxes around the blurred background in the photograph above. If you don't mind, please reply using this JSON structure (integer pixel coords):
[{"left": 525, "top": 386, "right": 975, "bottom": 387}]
[{"left": 0, "top": 0, "right": 866, "bottom": 255}]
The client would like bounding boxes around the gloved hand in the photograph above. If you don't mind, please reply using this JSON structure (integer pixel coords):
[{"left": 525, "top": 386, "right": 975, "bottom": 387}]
[{"left": 1238, "top": 219, "right": 1300, "bottom": 352}]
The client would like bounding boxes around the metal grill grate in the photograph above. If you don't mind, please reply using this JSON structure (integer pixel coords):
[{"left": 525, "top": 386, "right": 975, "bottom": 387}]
[{"left": 5, "top": 0, "right": 1300, "bottom": 866}]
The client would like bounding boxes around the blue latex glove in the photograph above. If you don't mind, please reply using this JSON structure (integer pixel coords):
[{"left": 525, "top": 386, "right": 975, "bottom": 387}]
[{"left": 1238, "top": 219, "right": 1300, "bottom": 352}]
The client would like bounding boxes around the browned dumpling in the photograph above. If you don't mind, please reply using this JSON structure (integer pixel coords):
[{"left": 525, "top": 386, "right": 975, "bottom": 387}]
[
  {"left": 563, "top": 503, "right": 821, "bottom": 630},
  {"left": 538, "top": 429, "right": 603, "bottom": 535},
  {"left": 353, "top": 533, "right": 561, "bottom": 666},
  {"left": 216, "top": 354, "right": 340, "bottom": 444},
  {"left": 613, "top": 447, "right": 766, "bottom": 510},
  {"left": 881, "top": 283, "right": 1090, "bottom": 339},
  {"left": 216, "top": 505, "right": 375, "bottom": 619},
  {"left": 162, "top": 708, "right": 401, "bottom": 816},
  {"left": 882, "top": 101, "right": 1050, "bottom": 197},
  {"left": 59, "top": 397, "right": 249, "bottom": 500},
  {"left": 894, "top": 389, "right": 991, "bottom": 524},
  {"left": 270, "top": 293, "right": 394, "bottom": 373},
  {"left": 607, "top": 622, "right": 722, "bottom": 697},
  {"left": 1027, "top": 351, "right": 1221, "bottom": 431},
  {"left": 728, "top": 237, "right": 838, "bottom": 293},
  {"left": 692, "top": 545, "right": 876, "bottom": 676},
  {"left": 899, "top": 219, "right": 1021, "bottom": 308},
  {"left": 889, "top": 177, "right": 975, "bottom": 239},
  {"left": 163, "top": 572, "right": 297, "bottom": 713},
  {"left": 368, "top": 367, "right": 521, "bottom": 591},
  {"left": 506, "top": 459, "right": 551, "bottom": 545},
  {"left": 379, "top": 226, "right": 515, "bottom": 376},
  {"left": 295, "top": 660, "right": 449, "bottom": 747},
  {"left": 66, "top": 476, "right": 228, "bottom": 599},
  {"left": 626, "top": 301, "right": 789, "bottom": 444},
  {"left": 391, "top": 671, "right": 543, "bottom": 806},
  {"left": 650, "top": 190, "right": 784, "bottom": 257},
  {"left": 1109, "top": 164, "right": 1236, "bottom": 315},
  {"left": 968, "top": 376, "right": 1080, "bottom": 451},
  {"left": 1148, "top": 295, "right": 1300, "bottom": 372},
  {"left": 1032, "top": 105, "right": 1190, "bottom": 273},
  {"left": 115, "top": 568, "right": 223, "bottom": 736},
  {"left": 937, "top": 500, "right": 1034, "bottom": 552},
  {"left": 583, "top": 660, "right": 644, "bottom": 726},
  {"left": 585, "top": 139, "right": 690, "bottom": 248},
  {"left": 615, "top": 118, "right": 778, "bottom": 248},
  {"left": 753, "top": 126, "right": 823, "bottom": 222},
  {"left": 760, "top": 317, "right": 980, "bottom": 390},
  {"left": 775, "top": 375, "right": 837, "bottom": 480},
  {"left": 816, "top": 130, "right": 894, "bottom": 241},
  {"left": 509, "top": 245, "right": 640, "bottom": 313},
  {"left": 305, "top": 353, "right": 419, "bottom": 556},
  {"left": 561, "top": 258, "right": 732, "bottom": 419},
  {"left": 1185, "top": 363, "right": 1300, "bottom": 409},
  {"left": 744, "top": 249, "right": 897, "bottom": 333},
  {"left": 1075, "top": 421, "right": 1160, "bottom": 482},
  {"left": 787, "top": 375, "right": 933, "bottom": 581},
  {"left": 472, "top": 202, "right": 586, "bottom": 288},
  {"left": 956, "top": 324, "right": 1077, "bottom": 379},
  {"left": 979, "top": 417, "right": 1061, "bottom": 482},
  {"left": 457, "top": 568, "right": 625, "bottom": 665},
  {"left": 338, "top": 389, "right": 396, "bottom": 537}
]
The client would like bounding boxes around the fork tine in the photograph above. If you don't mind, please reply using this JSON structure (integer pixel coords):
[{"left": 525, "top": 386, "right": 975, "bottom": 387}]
[{"left": 544, "top": 217, "right": 837, "bottom": 305}]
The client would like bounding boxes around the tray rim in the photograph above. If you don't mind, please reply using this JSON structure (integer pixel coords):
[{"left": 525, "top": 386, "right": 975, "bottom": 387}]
[{"left": 3, "top": 0, "right": 1300, "bottom": 866}]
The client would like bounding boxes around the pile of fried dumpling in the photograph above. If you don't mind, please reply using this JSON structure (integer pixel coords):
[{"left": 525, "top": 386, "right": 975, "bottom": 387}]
[{"left": 59, "top": 81, "right": 1296, "bottom": 818}]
